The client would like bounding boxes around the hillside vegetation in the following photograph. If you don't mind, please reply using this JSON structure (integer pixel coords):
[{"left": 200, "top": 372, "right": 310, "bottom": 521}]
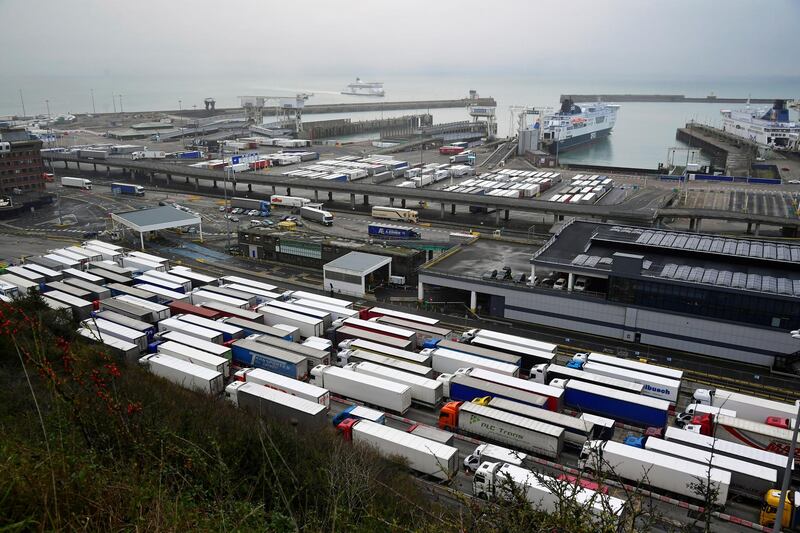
[{"left": 0, "top": 295, "right": 650, "bottom": 532}]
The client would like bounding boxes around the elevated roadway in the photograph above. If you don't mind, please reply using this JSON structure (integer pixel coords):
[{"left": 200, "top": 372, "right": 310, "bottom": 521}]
[{"left": 45, "top": 153, "right": 800, "bottom": 230}]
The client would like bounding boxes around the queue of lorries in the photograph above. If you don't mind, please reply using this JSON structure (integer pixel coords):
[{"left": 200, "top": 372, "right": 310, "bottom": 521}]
[{"left": 2, "top": 239, "right": 798, "bottom": 528}]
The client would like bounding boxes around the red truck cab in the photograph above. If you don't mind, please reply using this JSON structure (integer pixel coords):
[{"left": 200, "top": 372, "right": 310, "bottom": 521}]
[{"left": 438, "top": 401, "right": 462, "bottom": 431}]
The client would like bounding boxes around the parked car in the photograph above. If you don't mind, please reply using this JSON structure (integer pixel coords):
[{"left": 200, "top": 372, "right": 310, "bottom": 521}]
[
  {"left": 540, "top": 277, "right": 554, "bottom": 288},
  {"left": 554, "top": 277, "right": 567, "bottom": 290},
  {"left": 574, "top": 277, "right": 588, "bottom": 292},
  {"left": 481, "top": 269, "right": 498, "bottom": 280},
  {"left": 219, "top": 206, "right": 226, "bottom": 212}
]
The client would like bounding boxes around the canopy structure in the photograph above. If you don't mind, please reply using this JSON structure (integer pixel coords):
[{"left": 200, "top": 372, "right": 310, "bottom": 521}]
[
  {"left": 110, "top": 206, "right": 202, "bottom": 250},
  {"left": 323, "top": 251, "right": 392, "bottom": 297}
]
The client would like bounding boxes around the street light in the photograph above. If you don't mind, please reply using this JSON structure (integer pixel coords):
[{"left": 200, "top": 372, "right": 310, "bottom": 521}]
[{"left": 773, "top": 330, "right": 800, "bottom": 532}]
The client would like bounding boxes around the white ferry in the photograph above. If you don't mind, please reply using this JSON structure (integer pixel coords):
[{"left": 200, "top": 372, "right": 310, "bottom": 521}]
[
  {"left": 540, "top": 99, "right": 619, "bottom": 153},
  {"left": 720, "top": 100, "right": 799, "bottom": 152},
  {"left": 342, "top": 78, "right": 385, "bottom": 97}
]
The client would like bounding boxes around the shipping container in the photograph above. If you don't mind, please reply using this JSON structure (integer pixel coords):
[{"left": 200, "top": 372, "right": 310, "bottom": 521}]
[
  {"left": 139, "top": 353, "right": 223, "bottom": 395},
  {"left": 225, "top": 381, "right": 327, "bottom": 430},
  {"left": 235, "top": 367, "right": 329, "bottom": 407}
]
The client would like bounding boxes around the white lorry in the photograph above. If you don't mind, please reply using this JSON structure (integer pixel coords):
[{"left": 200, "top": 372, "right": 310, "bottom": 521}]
[
  {"left": 310, "top": 364, "right": 411, "bottom": 414},
  {"left": 139, "top": 353, "right": 224, "bottom": 395},
  {"left": 61, "top": 176, "right": 92, "bottom": 189}
]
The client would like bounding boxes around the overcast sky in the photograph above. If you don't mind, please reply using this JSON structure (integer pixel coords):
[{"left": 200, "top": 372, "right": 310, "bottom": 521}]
[{"left": 1, "top": 0, "right": 797, "bottom": 82}]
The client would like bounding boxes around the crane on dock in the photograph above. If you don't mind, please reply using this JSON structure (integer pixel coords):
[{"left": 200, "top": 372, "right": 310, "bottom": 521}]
[{"left": 239, "top": 93, "right": 313, "bottom": 134}]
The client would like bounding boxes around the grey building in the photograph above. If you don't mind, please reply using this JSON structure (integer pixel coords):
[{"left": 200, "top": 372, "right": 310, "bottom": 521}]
[{"left": 418, "top": 220, "right": 800, "bottom": 368}]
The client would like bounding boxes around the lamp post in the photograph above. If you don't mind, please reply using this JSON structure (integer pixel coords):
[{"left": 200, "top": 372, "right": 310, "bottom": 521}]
[{"left": 773, "top": 329, "right": 800, "bottom": 532}]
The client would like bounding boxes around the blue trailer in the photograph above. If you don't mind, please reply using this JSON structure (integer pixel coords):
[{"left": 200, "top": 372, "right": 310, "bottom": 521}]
[
  {"left": 367, "top": 224, "right": 421, "bottom": 240},
  {"left": 178, "top": 151, "right": 203, "bottom": 159},
  {"left": 219, "top": 316, "right": 295, "bottom": 341},
  {"left": 111, "top": 182, "right": 144, "bottom": 196},
  {"left": 231, "top": 339, "right": 307, "bottom": 380},
  {"left": 564, "top": 380, "right": 669, "bottom": 429}
]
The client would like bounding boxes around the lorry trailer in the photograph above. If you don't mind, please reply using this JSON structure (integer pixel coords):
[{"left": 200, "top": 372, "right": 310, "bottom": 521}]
[
  {"left": 689, "top": 413, "right": 800, "bottom": 460},
  {"left": 158, "top": 317, "right": 223, "bottom": 344},
  {"left": 132, "top": 284, "right": 188, "bottom": 304},
  {"left": 580, "top": 440, "right": 730, "bottom": 506},
  {"left": 220, "top": 316, "right": 295, "bottom": 341},
  {"left": 406, "top": 424, "right": 454, "bottom": 446},
  {"left": 586, "top": 352, "right": 684, "bottom": 382},
  {"left": 643, "top": 436, "right": 777, "bottom": 498},
  {"left": 345, "top": 361, "right": 443, "bottom": 406},
  {"left": 77, "top": 327, "right": 139, "bottom": 361},
  {"left": 141, "top": 270, "right": 193, "bottom": 292},
  {"left": 337, "top": 349, "right": 434, "bottom": 378},
  {"left": 288, "top": 290, "right": 353, "bottom": 309},
  {"left": 466, "top": 328, "right": 558, "bottom": 355},
  {"left": 198, "top": 285, "right": 257, "bottom": 306},
  {"left": 20, "top": 263, "right": 63, "bottom": 281},
  {"left": 61, "top": 176, "right": 92, "bottom": 189},
  {"left": 107, "top": 283, "right": 157, "bottom": 301},
  {"left": 530, "top": 363, "right": 644, "bottom": 394},
  {"left": 95, "top": 310, "right": 155, "bottom": 339},
  {"left": 583, "top": 361, "right": 680, "bottom": 404},
  {"left": 338, "top": 419, "right": 458, "bottom": 481},
  {"left": 225, "top": 381, "right": 327, "bottom": 430},
  {"left": 463, "top": 443, "right": 529, "bottom": 472},
  {"left": 371, "top": 206, "right": 418, "bottom": 223},
  {"left": 375, "top": 316, "right": 452, "bottom": 343},
  {"left": 664, "top": 426, "right": 792, "bottom": 474},
  {"left": 469, "top": 336, "right": 554, "bottom": 368},
  {"left": 367, "top": 223, "right": 421, "bottom": 239},
  {"left": 172, "top": 313, "right": 243, "bottom": 342},
  {"left": 231, "top": 339, "right": 308, "bottom": 380},
  {"left": 189, "top": 289, "right": 249, "bottom": 309},
  {"left": 426, "top": 339, "right": 521, "bottom": 367},
  {"left": 157, "top": 341, "right": 230, "bottom": 377},
  {"left": 337, "top": 338, "right": 428, "bottom": 364},
  {"left": 429, "top": 348, "right": 520, "bottom": 377},
  {"left": 235, "top": 367, "right": 330, "bottom": 407},
  {"left": 299, "top": 206, "right": 334, "bottom": 226},
  {"left": 480, "top": 396, "right": 599, "bottom": 448},
  {"left": 332, "top": 405, "right": 386, "bottom": 426},
  {"left": 360, "top": 307, "right": 439, "bottom": 325},
  {"left": 310, "top": 364, "right": 412, "bottom": 414},
  {"left": 437, "top": 369, "right": 550, "bottom": 410},
  {"left": 264, "top": 300, "right": 332, "bottom": 328},
  {"left": 438, "top": 401, "right": 564, "bottom": 459},
  {"left": 259, "top": 306, "right": 325, "bottom": 339},
  {"left": 562, "top": 380, "right": 670, "bottom": 429},
  {"left": 223, "top": 284, "right": 280, "bottom": 304},
  {"left": 81, "top": 317, "right": 147, "bottom": 353},
  {"left": 692, "top": 389, "right": 798, "bottom": 424},
  {"left": 139, "top": 353, "right": 223, "bottom": 395},
  {"left": 110, "top": 182, "right": 144, "bottom": 196},
  {"left": 157, "top": 330, "right": 232, "bottom": 360},
  {"left": 334, "top": 326, "right": 414, "bottom": 351},
  {"left": 220, "top": 276, "right": 277, "bottom": 292},
  {"left": 473, "top": 462, "right": 626, "bottom": 522},
  {"left": 291, "top": 298, "right": 358, "bottom": 322},
  {"left": 200, "top": 301, "right": 263, "bottom": 322},
  {"left": 168, "top": 267, "right": 217, "bottom": 289},
  {"left": 341, "top": 317, "right": 417, "bottom": 349},
  {"left": 99, "top": 297, "right": 156, "bottom": 322},
  {"left": 251, "top": 334, "right": 330, "bottom": 370},
  {"left": 62, "top": 268, "right": 104, "bottom": 284},
  {"left": 43, "top": 291, "right": 93, "bottom": 320}
]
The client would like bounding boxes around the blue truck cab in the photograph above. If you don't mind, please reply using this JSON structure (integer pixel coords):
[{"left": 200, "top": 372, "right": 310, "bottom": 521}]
[{"left": 331, "top": 404, "right": 386, "bottom": 426}]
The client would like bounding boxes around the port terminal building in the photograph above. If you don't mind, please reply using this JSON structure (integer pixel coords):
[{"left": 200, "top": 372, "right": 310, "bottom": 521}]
[{"left": 418, "top": 220, "right": 800, "bottom": 368}]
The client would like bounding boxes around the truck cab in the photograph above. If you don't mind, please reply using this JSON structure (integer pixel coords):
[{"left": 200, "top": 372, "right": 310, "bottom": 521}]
[
  {"left": 331, "top": 404, "right": 386, "bottom": 427},
  {"left": 472, "top": 461, "right": 500, "bottom": 499},
  {"left": 437, "top": 401, "right": 461, "bottom": 432},
  {"left": 464, "top": 443, "right": 527, "bottom": 473},
  {"left": 760, "top": 489, "right": 800, "bottom": 529}
]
